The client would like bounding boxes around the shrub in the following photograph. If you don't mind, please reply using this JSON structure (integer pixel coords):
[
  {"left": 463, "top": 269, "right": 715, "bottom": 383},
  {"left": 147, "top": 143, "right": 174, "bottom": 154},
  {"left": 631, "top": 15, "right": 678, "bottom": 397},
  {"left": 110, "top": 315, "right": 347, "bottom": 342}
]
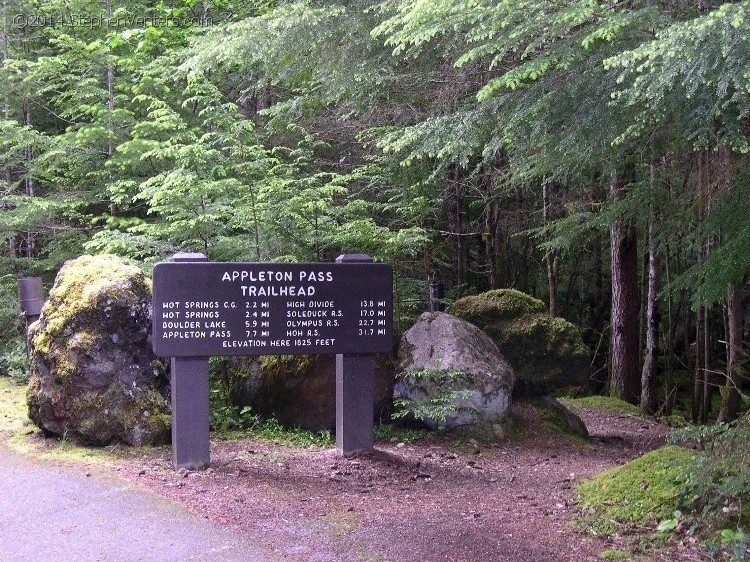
[
  {"left": 669, "top": 415, "right": 750, "bottom": 560},
  {"left": 0, "top": 340, "right": 30, "bottom": 382},
  {"left": 0, "top": 275, "right": 24, "bottom": 347},
  {"left": 393, "top": 368, "right": 478, "bottom": 429}
]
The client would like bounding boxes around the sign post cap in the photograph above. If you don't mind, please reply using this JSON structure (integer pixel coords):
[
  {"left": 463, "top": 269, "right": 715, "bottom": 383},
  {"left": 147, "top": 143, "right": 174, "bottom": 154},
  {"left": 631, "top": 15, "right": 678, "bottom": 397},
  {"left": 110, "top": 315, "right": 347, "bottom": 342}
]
[
  {"left": 336, "top": 254, "right": 372, "bottom": 263},
  {"left": 172, "top": 252, "right": 208, "bottom": 262}
]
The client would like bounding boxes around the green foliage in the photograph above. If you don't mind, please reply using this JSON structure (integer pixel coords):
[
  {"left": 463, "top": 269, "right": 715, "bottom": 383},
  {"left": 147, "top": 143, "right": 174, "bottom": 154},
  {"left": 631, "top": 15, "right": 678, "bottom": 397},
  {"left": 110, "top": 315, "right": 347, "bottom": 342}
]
[
  {"left": 373, "top": 424, "right": 428, "bottom": 443},
  {"left": 252, "top": 418, "right": 333, "bottom": 447},
  {"left": 607, "top": 2, "right": 750, "bottom": 152},
  {"left": 393, "top": 368, "right": 477, "bottom": 429},
  {"left": 209, "top": 365, "right": 333, "bottom": 445},
  {"left": 668, "top": 415, "right": 750, "bottom": 559},
  {"left": 209, "top": 375, "right": 259, "bottom": 431},
  {"left": 0, "top": 340, "right": 30, "bottom": 383},
  {"left": 579, "top": 417, "right": 750, "bottom": 559},
  {"left": 598, "top": 550, "right": 631, "bottom": 561},
  {"left": 0, "top": 275, "right": 24, "bottom": 347},
  {"left": 3, "top": 0, "right": 750, "bottom": 451}
]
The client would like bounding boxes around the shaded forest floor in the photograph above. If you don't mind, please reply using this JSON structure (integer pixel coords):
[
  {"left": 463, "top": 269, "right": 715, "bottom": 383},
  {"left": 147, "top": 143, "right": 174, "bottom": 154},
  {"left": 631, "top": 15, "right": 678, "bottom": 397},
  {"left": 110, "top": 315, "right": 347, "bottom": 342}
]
[{"left": 1, "top": 376, "right": 706, "bottom": 562}]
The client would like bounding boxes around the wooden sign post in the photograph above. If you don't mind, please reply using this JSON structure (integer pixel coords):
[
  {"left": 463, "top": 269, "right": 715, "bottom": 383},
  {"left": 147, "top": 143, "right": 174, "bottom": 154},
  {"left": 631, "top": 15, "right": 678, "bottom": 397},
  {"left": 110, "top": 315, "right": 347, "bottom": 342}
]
[{"left": 17, "top": 277, "right": 44, "bottom": 361}]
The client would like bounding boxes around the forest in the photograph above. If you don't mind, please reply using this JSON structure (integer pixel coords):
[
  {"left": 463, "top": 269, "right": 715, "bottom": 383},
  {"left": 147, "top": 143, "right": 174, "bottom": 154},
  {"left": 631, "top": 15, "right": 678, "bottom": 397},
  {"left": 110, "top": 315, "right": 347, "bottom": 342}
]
[
  {"left": 1, "top": 0, "right": 749, "bottom": 419},
  {"left": 1, "top": 1, "right": 749, "bottom": 559}
]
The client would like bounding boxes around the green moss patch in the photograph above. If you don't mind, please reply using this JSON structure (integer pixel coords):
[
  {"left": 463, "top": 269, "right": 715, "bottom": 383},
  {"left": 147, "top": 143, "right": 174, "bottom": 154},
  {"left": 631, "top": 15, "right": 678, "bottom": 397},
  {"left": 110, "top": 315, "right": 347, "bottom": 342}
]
[
  {"left": 497, "top": 398, "right": 588, "bottom": 443},
  {"left": 599, "top": 550, "right": 632, "bottom": 561},
  {"left": 559, "top": 395, "right": 642, "bottom": 416},
  {"left": 529, "top": 397, "right": 588, "bottom": 441},
  {"left": 577, "top": 446, "right": 696, "bottom": 535},
  {"left": 31, "top": 254, "right": 148, "bottom": 356},
  {"left": 449, "top": 289, "right": 546, "bottom": 320}
]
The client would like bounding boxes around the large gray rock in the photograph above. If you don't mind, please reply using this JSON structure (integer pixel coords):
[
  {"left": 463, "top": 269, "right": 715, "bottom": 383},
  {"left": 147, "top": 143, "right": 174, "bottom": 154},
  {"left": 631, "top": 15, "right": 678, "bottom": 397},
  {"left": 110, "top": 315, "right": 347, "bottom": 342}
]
[
  {"left": 224, "top": 353, "right": 394, "bottom": 431},
  {"left": 26, "top": 255, "right": 170, "bottom": 446},
  {"left": 395, "top": 312, "right": 515, "bottom": 429}
]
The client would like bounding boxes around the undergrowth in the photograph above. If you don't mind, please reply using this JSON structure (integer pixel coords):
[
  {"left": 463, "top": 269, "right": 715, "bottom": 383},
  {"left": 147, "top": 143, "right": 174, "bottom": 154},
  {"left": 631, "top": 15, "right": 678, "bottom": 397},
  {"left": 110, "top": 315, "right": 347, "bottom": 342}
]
[
  {"left": 0, "top": 340, "right": 30, "bottom": 383},
  {"left": 667, "top": 414, "right": 750, "bottom": 561},
  {"left": 209, "top": 377, "right": 332, "bottom": 446},
  {"left": 578, "top": 414, "right": 750, "bottom": 561},
  {"left": 393, "top": 367, "right": 478, "bottom": 429},
  {"left": 373, "top": 424, "right": 429, "bottom": 443}
]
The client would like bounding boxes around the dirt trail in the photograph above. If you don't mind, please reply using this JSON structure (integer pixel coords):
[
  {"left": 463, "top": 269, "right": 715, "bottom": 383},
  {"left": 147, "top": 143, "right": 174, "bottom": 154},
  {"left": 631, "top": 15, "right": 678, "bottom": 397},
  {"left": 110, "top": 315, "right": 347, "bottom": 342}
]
[{"left": 114, "top": 405, "right": 702, "bottom": 562}]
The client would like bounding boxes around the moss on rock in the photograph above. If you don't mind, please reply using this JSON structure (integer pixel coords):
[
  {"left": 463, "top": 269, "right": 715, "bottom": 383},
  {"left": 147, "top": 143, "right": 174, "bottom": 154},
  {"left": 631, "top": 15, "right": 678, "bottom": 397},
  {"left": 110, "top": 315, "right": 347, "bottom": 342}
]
[
  {"left": 529, "top": 395, "right": 589, "bottom": 440},
  {"left": 26, "top": 254, "right": 170, "bottom": 446},
  {"left": 449, "top": 289, "right": 590, "bottom": 396}
]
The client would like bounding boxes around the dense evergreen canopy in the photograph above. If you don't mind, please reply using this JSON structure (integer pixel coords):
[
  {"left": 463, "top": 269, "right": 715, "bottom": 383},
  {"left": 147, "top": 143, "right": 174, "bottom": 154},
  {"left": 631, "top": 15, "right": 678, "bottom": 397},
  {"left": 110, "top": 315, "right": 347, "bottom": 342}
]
[{"left": 1, "top": 0, "right": 748, "bottom": 418}]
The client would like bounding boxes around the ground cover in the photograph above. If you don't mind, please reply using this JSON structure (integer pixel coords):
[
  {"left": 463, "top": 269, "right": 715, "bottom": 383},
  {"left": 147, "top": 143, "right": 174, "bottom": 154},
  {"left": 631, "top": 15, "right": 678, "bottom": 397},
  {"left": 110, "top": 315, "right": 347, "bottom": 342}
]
[{"left": 0, "top": 379, "right": 710, "bottom": 561}]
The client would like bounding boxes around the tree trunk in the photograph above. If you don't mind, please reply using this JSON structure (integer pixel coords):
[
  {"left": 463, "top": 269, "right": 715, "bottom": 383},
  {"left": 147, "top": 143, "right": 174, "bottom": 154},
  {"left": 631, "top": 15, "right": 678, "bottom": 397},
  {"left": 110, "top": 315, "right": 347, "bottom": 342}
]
[
  {"left": 609, "top": 172, "right": 640, "bottom": 404},
  {"left": 718, "top": 282, "right": 743, "bottom": 422},
  {"left": 640, "top": 213, "right": 659, "bottom": 415},
  {"left": 692, "top": 148, "right": 709, "bottom": 423},
  {"left": 543, "top": 180, "right": 559, "bottom": 316},
  {"left": 485, "top": 198, "right": 503, "bottom": 289},
  {"left": 663, "top": 243, "right": 674, "bottom": 416},
  {"left": 23, "top": 104, "right": 35, "bottom": 257},
  {"left": 447, "top": 166, "right": 465, "bottom": 288},
  {"left": 702, "top": 304, "right": 713, "bottom": 423},
  {"left": 692, "top": 305, "right": 704, "bottom": 423},
  {"left": 586, "top": 179, "right": 607, "bottom": 391}
]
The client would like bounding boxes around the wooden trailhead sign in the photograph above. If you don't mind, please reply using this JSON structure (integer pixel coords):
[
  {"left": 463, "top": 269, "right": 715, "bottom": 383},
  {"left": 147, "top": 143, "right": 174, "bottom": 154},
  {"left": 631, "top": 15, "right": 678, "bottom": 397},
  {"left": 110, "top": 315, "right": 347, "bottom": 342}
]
[
  {"left": 152, "top": 253, "right": 393, "bottom": 469},
  {"left": 152, "top": 261, "right": 393, "bottom": 357}
]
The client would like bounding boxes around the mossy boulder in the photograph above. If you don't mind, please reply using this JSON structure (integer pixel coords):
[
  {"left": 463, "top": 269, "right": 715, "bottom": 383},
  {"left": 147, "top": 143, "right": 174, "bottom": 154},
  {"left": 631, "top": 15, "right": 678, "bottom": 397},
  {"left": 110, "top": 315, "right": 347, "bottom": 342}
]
[
  {"left": 531, "top": 395, "right": 589, "bottom": 439},
  {"left": 26, "top": 255, "right": 170, "bottom": 446},
  {"left": 449, "top": 289, "right": 590, "bottom": 397},
  {"left": 224, "top": 353, "right": 394, "bottom": 431}
]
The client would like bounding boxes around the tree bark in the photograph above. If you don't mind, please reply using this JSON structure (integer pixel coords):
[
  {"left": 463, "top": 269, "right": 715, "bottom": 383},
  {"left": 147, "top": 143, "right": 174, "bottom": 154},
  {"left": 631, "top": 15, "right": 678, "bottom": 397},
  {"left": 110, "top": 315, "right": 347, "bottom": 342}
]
[
  {"left": 640, "top": 213, "right": 659, "bottom": 415},
  {"left": 2, "top": 7, "right": 12, "bottom": 258},
  {"left": 609, "top": 172, "right": 640, "bottom": 404},
  {"left": 702, "top": 304, "right": 713, "bottom": 423},
  {"left": 692, "top": 304, "right": 704, "bottom": 423},
  {"left": 446, "top": 166, "right": 465, "bottom": 288},
  {"left": 543, "top": 180, "right": 559, "bottom": 317},
  {"left": 718, "top": 283, "right": 743, "bottom": 422},
  {"left": 692, "top": 148, "right": 709, "bottom": 423}
]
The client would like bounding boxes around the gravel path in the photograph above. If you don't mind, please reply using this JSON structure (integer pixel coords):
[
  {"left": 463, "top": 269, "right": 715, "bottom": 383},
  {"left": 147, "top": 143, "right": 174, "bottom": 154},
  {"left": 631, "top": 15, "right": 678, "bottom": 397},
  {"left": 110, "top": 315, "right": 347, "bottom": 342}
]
[{"left": 0, "top": 444, "right": 272, "bottom": 562}]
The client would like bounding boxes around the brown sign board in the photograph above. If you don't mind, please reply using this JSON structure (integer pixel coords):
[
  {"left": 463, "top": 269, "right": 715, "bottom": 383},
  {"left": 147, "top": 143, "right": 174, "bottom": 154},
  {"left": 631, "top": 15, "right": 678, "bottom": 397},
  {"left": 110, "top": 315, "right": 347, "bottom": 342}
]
[{"left": 152, "top": 262, "right": 393, "bottom": 357}]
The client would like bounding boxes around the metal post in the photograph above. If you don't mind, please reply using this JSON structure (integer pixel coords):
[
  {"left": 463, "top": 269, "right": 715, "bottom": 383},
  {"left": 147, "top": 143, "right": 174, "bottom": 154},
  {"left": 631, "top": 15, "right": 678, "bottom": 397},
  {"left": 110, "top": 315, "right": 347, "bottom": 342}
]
[
  {"left": 335, "top": 254, "right": 375, "bottom": 457},
  {"left": 429, "top": 281, "right": 445, "bottom": 312},
  {"left": 170, "top": 253, "right": 210, "bottom": 470},
  {"left": 17, "top": 277, "right": 44, "bottom": 360}
]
